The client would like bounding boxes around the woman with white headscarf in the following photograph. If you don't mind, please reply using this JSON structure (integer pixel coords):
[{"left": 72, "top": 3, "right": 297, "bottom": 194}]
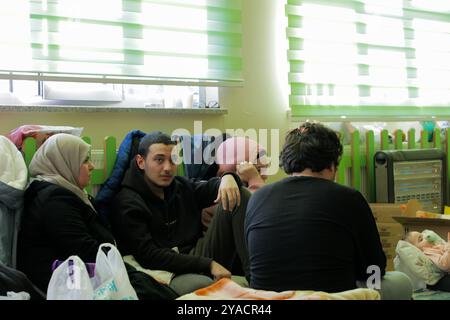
[
  {"left": 17, "top": 133, "right": 114, "bottom": 292},
  {"left": 17, "top": 134, "right": 179, "bottom": 299}
]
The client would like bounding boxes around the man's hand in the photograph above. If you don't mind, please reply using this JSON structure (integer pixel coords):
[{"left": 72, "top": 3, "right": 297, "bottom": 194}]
[
  {"left": 215, "top": 174, "right": 241, "bottom": 211},
  {"left": 210, "top": 261, "right": 232, "bottom": 281}
]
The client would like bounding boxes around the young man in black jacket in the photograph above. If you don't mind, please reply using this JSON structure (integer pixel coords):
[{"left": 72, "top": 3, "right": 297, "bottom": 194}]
[{"left": 111, "top": 131, "right": 250, "bottom": 295}]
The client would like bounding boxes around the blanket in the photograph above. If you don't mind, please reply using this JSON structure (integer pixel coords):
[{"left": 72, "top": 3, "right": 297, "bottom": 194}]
[
  {"left": 177, "top": 278, "right": 380, "bottom": 300},
  {"left": 123, "top": 255, "right": 175, "bottom": 285}
]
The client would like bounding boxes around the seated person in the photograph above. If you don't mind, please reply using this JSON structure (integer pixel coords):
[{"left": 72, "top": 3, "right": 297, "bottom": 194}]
[
  {"left": 405, "top": 231, "right": 450, "bottom": 272},
  {"left": 110, "top": 131, "right": 250, "bottom": 295},
  {"left": 245, "top": 122, "right": 412, "bottom": 300},
  {"left": 201, "top": 136, "right": 269, "bottom": 229},
  {"left": 17, "top": 134, "right": 107, "bottom": 292},
  {"left": 17, "top": 133, "right": 177, "bottom": 299},
  {"left": 216, "top": 136, "right": 269, "bottom": 192}
]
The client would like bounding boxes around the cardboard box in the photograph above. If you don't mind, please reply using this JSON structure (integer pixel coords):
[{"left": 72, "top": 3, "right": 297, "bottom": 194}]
[
  {"left": 386, "top": 260, "right": 395, "bottom": 272},
  {"left": 384, "top": 249, "right": 396, "bottom": 272},
  {"left": 371, "top": 200, "right": 450, "bottom": 239},
  {"left": 369, "top": 203, "right": 403, "bottom": 223},
  {"left": 376, "top": 222, "right": 403, "bottom": 237},
  {"left": 392, "top": 216, "right": 450, "bottom": 240},
  {"left": 385, "top": 248, "right": 397, "bottom": 269},
  {"left": 380, "top": 236, "right": 403, "bottom": 249},
  {"left": 369, "top": 203, "right": 423, "bottom": 272}
]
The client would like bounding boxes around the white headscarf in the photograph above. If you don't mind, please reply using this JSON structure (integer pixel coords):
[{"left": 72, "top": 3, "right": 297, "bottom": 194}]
[{"left": 28, "top": 133, "right": 94, "bottom": 211}]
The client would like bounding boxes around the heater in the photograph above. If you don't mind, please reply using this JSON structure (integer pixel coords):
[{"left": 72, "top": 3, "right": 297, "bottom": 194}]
[{"left": 374, "top": 149, "right": 446, "bottom": 213}]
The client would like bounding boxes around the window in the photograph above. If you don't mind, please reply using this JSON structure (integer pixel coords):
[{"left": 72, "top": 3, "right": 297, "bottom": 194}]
[
  {"left": 286, "top": 0, "right": 450, "bottom": 119},
  {"left": 0, "top": 0, "right": 241, "bottom": 107},
  {"left": 0, "top": 80, "right": 10, "bottom": 93}
]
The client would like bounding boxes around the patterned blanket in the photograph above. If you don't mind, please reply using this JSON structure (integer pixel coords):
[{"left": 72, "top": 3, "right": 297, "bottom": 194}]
[{"left": 177, "top": 278, "right": 380, "bottom": 300}]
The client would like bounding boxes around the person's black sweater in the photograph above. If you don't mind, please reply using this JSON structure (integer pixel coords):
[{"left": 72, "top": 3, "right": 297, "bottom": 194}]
[
  {"left": 17, "top": 181, "right": 115, "bottom": 292},
  {"left": 245, "top": 176, "right": 386, "bottom": 293},
  {"left": 111, "top": 161, "right": 241, "bottom": 276}
]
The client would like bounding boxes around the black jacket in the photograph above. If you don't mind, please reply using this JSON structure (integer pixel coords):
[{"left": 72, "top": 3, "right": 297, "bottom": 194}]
[
  {"left": 111, "top": 161, "right": 240, "bottom": 275},
  {"left": 246, "top": 176, "right": 386, "bottom": 293},
  {"left": 17, "top": 181, "right": 115, "bottom": 292}
]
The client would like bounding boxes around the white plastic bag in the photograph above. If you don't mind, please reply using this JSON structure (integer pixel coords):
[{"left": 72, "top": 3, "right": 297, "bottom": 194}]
[
  {"left": 47, "top": 255, "right": 95, "bottom": 300},
  {"left": 93, "top": 244, "right": 137, "bottom": 300},
  {"left": 0, "top": 291, "right": 31, "bottom": 300},
  {"left": 47, "top": 244, "right": 138, "bottom": 300}
]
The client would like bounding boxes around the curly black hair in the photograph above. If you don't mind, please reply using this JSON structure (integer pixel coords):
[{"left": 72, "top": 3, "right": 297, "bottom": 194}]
[
  {"left": 280, "top": 122, "right": 343, "bottom": 174},
  {"left": 138, "top": 131, "right": 176, "bottom": 158}
]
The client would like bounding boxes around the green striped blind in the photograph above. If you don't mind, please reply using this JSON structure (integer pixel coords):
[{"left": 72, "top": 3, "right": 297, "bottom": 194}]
[
  {"left": 0, "top": 0, "right": 242, "bottom": 85},
  {"left": 286, "top": 0, "right": 450, "bottom": 116}
]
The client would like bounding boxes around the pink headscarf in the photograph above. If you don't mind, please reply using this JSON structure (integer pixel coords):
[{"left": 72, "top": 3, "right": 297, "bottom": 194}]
[
  {"left": 202, "top": 137, "right": 268, "bottom": 228},
  {"left": 215, "top": 137, "right": 266, "bottom": 176}
]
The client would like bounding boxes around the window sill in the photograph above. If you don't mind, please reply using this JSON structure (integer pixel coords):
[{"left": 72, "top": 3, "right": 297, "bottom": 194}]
[
  {"left": 288, "top": 106, "right": 450, "bottom": 122},
  {"left": 0, "top": 105, "right": 228, "bottom": 115}
]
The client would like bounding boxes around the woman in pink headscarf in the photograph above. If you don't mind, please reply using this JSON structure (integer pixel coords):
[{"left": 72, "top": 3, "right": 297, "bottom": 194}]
[{"left": 202, "top": 137, "right": 269, "bottom": 228}]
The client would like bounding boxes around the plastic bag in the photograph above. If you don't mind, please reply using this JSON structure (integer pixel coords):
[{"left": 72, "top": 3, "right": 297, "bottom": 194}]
[
  {"left": 47, "top": 256, "right": 96, "bottom": 300},
  {"left": 47, "top": 244, "right": 138, "bottom": 300},
  {"left": 7, "top": 125, "right": 83, "bottom": 150},
  {"left": 0, "top": 291, "right": 30, "bottom": 300}
]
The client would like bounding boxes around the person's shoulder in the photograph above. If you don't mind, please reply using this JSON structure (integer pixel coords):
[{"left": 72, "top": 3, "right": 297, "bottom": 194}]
[
  {"left": 327, "top": 183, "right": 370, "bottom": 211},
  {"left": 174, "top": 176, "right": 191, "bottom": 185},
  {"left": 26, "top": 182, "right": 90, "bottom": 218},
  {"left": 329, "top": 180, "right": 358, "bottom": 193},
  {"left": 113, "top": 185, "right": 144, "bottom": 204},
  {"left": 251, "top": 179, "right": 278, "bottom": 198},
  {"left": 27, "top": 180, "right": 75, "bottom": 200},
  {"left": 171, "top": 176, "right": 194, "bottom": 192},
  {"left": 319, "top": 179, "right": 360, "bottom": 196}
]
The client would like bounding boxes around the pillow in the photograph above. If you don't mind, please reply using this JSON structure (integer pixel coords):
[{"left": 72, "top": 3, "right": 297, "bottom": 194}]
[{"left": 394, "top": 240, "right": 444, "bottom": 290}]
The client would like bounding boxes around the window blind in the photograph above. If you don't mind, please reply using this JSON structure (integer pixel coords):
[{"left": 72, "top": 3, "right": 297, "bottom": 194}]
[
  {"left": 286, "top": 0, "right": 450, "bottom": 117},
  {"left": 0, "top": 0, "right": 242, "bottom": 86}
]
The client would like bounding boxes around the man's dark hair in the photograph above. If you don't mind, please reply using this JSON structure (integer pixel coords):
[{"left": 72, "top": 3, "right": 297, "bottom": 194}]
[
  {"left": 138, "top": 131, "right": 176, "bottom": 158},
  {"left": 280, "top": 122, "right": 343, "bottom": 174}
]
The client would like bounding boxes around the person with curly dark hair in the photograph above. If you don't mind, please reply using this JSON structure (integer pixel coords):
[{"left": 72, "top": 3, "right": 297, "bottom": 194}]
[{"left": 245, "top": 122, "right": 412, "bottom": 300}]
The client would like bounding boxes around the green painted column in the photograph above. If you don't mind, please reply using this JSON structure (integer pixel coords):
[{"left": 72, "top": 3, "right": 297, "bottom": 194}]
[
  {"left": 380, "top": 129, "right": 390, "bottom": 150},
  {"left": 104, "top": 136, "right": 117, "bottom": 180},
  {"left": 351, "top": 130, "right": 361, "bottom": 192},
  {"left": 421, "top": 130, "right": 430, "bottom": 149},
  {"left": 337, "top": 155, "right": 350, "bottom": 185},
  {"left": 23, "top": 137, "right": 37, "bottom": 169},
  {"left": 366, "top": 130, "right": 375, "bottom": 202},
  {"left": 434, "top": 128, "right": 441, "bottom": 149},
  {"left": 394, "top": 129, "right": 403, "bottom": 150},
  {"left": 446, "top": 129, "right": 450, "bottom": 205},
  {"left": 408, "top": 128, "right": 416, "bottom": 149}
]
